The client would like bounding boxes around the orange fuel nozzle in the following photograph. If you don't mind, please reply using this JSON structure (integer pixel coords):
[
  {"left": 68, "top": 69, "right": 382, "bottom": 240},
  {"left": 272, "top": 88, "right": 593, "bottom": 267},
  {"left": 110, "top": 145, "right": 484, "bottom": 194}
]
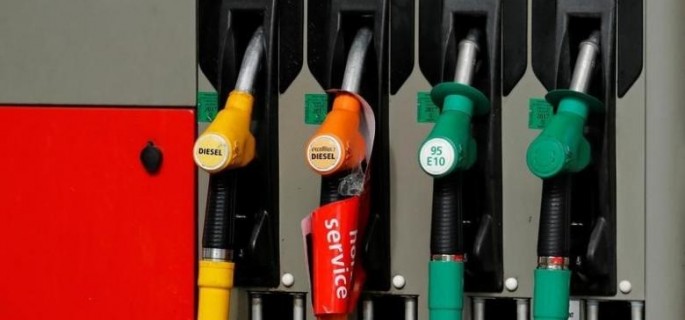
[{"left": 305, "top": 93, "right": 366, "bottom": 176}]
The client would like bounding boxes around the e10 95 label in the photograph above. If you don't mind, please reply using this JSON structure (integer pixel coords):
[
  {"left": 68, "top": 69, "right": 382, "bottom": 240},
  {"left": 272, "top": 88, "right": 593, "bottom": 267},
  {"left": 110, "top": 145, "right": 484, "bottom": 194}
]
[{"left": 419, "top": 138, "right": 455, "bottom": 176}]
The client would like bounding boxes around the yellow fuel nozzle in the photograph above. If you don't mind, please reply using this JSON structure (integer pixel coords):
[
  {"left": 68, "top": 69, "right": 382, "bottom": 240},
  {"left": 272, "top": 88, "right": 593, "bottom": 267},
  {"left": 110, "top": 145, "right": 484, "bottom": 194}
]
[
  {"left": 196, "top": 26, "right": 265, "bottom": 320},
  {"left": 193, "top": 91, "right": 256, "bottom": 173},
  {"left": 194, "top": 24, "right": 265, "bottom": 174}
]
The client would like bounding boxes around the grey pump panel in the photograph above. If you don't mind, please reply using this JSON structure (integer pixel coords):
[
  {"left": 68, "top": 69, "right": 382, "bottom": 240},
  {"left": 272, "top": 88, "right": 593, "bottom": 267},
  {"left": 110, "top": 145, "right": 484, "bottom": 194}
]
[{"left": 194, "top": 0, "right": 683, "bottom": 318}]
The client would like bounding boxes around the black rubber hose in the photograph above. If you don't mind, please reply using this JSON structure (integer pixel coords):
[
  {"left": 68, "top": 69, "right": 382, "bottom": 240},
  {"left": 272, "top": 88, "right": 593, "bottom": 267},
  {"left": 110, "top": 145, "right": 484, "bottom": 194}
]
[
  {"left": 537, "top": 175, "right": 572, "bottom": 257},
  {"left": 320, "top": 173, "right": 350, "bottom": 206},
  {"left": 202, "top": 171, "right": 237, "bottom": 251},
  {"left": 430, "top": 173, "right": 463, "bottom": 255}
]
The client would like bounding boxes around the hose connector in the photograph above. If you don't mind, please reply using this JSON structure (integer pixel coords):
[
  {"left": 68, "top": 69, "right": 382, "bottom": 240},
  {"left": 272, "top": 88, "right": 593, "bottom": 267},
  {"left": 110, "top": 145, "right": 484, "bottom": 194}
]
[{"left": 537, "top": 256, "right": 570, "bottom": 270}]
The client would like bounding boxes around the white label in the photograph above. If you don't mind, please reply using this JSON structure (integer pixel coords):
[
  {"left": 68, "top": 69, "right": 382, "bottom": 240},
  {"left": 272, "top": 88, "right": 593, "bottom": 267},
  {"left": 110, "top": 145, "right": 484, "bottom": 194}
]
[
  {"left": 193, "top": 133, "right": 231, "bottom": 173},
  {"left": 306, "top": 135, "right": 343, "bottom": 173},
  {"left": 568, "top": 300, "right": 581, "bottom": 319},
  {"left": 419, "top": 138, "right": 455, "bottom": 176}
]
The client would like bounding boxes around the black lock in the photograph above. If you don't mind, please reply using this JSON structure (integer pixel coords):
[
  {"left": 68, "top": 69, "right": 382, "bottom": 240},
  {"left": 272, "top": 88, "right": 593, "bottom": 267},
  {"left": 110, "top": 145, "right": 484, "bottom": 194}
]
[{"left": 140, "top": 141, "right": 163, "bottom": 175}]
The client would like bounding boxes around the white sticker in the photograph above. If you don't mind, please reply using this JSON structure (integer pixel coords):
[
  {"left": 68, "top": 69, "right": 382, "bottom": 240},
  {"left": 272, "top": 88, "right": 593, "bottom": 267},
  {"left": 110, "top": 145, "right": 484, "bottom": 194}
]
[
  {"left": 419, "top": 138, "right": 456, "bottom": 176},
  {"left": 306, "top": 135, "right": 343, "bottom": 173},
  {"left": 568, "top": 300, "right": 581, "bottom": 319},
  {"left": 193, "top": 133, "right": 231, "bottom": 173}
]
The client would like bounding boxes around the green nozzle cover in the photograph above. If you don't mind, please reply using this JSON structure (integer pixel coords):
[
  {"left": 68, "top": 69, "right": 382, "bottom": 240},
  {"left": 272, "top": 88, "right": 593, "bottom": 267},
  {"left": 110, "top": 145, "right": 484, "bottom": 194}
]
[
  {"left": 533, "top": 268, "right": 571, "bottom": 320},
  {"left": 418, "top": 95, "right": 476, "bottom": 177},
  {"left": 526, "top": 96, "right": 592, "bottom": 178},
  {"left": 419, "top": 83, "right": 489, "bottom": 178},
  {"left": 429, "top": 261, "right": 464, "bottom": 320},
  {"left": 431, "top": 82, "right": 490, "bottom": 116}
]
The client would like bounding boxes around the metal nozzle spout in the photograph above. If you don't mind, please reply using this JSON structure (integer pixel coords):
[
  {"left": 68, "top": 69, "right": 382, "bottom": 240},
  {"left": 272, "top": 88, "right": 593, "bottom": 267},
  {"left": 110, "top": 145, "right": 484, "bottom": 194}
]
[
  {"left": 454, "top": 29, "right": 482, "bottom": 86},
  {"left": 341, "top": 27, "right": 374, "bottom": 93},
  {"left": 569, "top": 31, "right": 601, "bottom": 93},
  {"left": 235, "top": 27, "right": 267, "bottom": 93}
]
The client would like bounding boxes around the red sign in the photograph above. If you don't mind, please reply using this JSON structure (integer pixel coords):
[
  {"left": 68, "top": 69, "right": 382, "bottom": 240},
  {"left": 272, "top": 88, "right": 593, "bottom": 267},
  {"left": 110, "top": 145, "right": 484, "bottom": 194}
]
[{"left": 310, "top": 198, "right": 364, "bottom": 314}]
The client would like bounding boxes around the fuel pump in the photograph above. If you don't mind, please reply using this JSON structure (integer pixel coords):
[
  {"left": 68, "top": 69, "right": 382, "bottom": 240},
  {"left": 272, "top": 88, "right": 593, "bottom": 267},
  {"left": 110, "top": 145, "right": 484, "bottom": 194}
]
[
  {"left": 303, "top": 1, "right": 410, "bottom": 318},
  {"left": 304, "top": 27, "right": 373, "bottom": 320},
  {"left": 418, "top": 30, "right": 489, "bottom": 320},
  {"left": 306, "top": 27, "right": 371, "bottom": 195},
  {"left": 529, "top": 0, "right": 645, "bottom": 317},
  {"left": 528, "top": 32, "right": 602, "bottom": 320},
  {"left": 307, "top": 0, "right": 394, "bottom": 295},
  {"left": 194, "top": 27, "right": 266, "bottom": 320},
  {"left": 197, "top": 0, "right": 304, "bottom": 318},
  {"left": 417, "top": 0, "right": 527, "bottom": 318}
]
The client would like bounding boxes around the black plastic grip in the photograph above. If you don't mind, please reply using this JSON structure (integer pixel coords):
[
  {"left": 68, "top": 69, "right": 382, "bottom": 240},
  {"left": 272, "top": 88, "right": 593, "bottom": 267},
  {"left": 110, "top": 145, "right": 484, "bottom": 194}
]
[
  {"left": 430, "top": 173, "right": 463, "bottom": 255},
  {"left": 537, "top": 175, "right": 572, "bottom": 257},
  {"left": 320, "top": 173, "right": 349, "bottom": 206},
  {"left": 202, "top": 172, "right": 237, "bottom": 250}
]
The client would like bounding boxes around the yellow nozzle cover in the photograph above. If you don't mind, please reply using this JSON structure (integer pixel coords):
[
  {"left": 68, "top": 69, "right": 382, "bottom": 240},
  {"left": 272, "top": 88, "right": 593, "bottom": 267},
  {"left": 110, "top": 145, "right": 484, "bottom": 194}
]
[
  {"left": 194, "top": 91, "right": 256, "bottom": 173},
  {"left": 197, "top": 260, "right": 234, "bottom": 320}
]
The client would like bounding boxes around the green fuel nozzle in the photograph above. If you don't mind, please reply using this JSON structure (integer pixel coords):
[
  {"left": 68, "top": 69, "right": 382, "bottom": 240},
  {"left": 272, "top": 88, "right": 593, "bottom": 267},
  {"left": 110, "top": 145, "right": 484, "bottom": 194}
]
[
  {"left": 527, "top": 32, "right": 603, "bottom": 179},
  {"left": 418, "top": 30, "right": 490, "bottom": 178},
  {"left": 530, "top": 31, "right": 603, "bottom": 320},
  {"left": 421, "top": 29, "right": 489, "bottom": 320},
  {"left": 526, "top": 95, "right": 592, "bottom": 178}
]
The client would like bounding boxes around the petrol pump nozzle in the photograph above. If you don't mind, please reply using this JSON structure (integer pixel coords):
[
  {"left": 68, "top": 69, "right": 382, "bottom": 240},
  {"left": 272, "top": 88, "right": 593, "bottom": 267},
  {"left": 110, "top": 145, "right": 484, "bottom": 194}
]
[
  {"left": 418, "top": 29, "right": 489, "bottom": 178},
  {"left": 527, "top": 32, "right": 603, "bottom": 179},
  {"left": 421, "top": 29, "right": 489, "bottom": 320},
  {"left": 193, "top": 27, "right": 266, "bottom": 173},
  {"left": 196, "top": 27, "right": 266, "bottom": 320},
  {"left": 305, "top": 28, "right": 372, "bottom": 178},
  {"left": 531, "top": 31, "right": 602, "bottom": 320},
  {"left": 304, "top": 28, "right": 372, "bottom": 320}
]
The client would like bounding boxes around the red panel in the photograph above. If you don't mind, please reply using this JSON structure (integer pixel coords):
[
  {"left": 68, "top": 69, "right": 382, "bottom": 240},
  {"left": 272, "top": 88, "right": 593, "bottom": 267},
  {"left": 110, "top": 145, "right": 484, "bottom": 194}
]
[{"left": 0, "top": 107, "right": 196, "bottom": 320}]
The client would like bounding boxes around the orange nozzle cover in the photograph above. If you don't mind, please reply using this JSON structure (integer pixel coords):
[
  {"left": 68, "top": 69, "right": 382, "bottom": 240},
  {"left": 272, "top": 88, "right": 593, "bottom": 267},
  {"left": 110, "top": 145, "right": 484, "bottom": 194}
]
[{"left": 305, "top": 93, "right": 366, "bottom": 176}]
